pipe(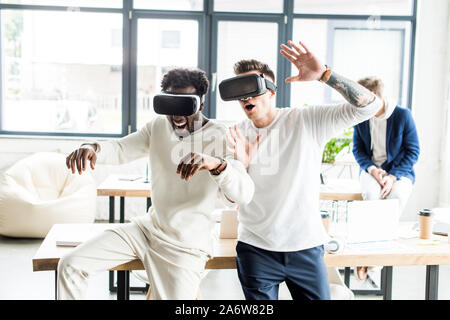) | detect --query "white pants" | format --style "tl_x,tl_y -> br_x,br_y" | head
357,170 -> 413,277
57,222 -> 209,300
359,170 -> 413,215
